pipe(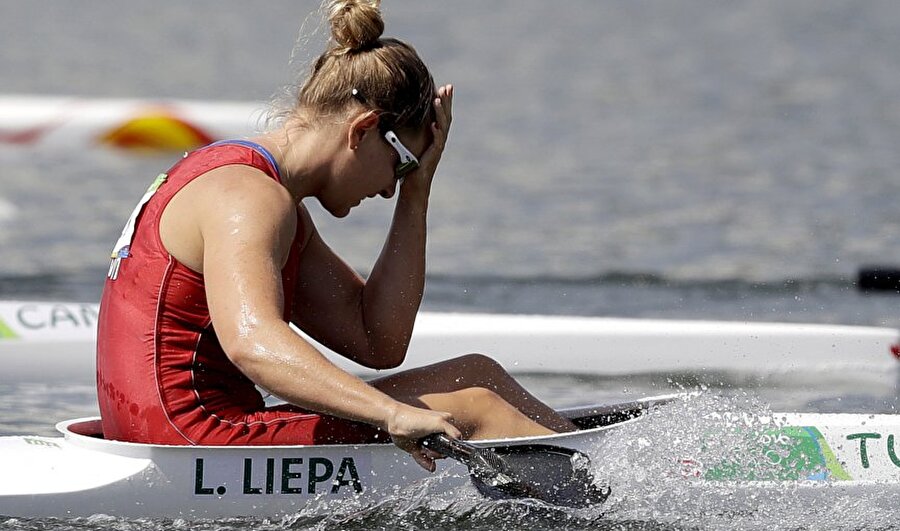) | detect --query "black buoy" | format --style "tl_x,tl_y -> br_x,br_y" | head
858,267 -> 900,293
